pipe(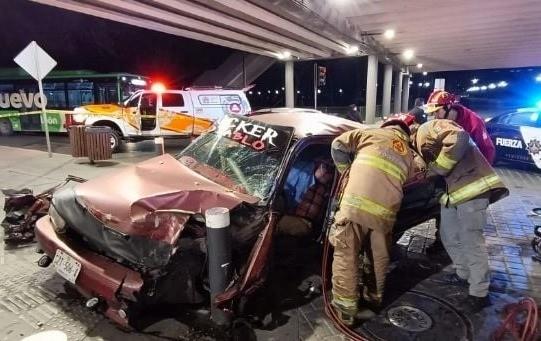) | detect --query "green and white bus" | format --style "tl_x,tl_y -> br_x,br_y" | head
0,69 -> 149,135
